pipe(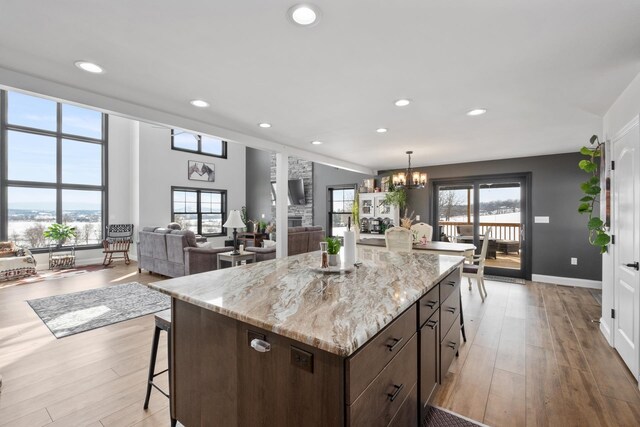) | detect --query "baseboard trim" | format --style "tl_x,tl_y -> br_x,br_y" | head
600,319 -> 613,346
531,274 -> 602,289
